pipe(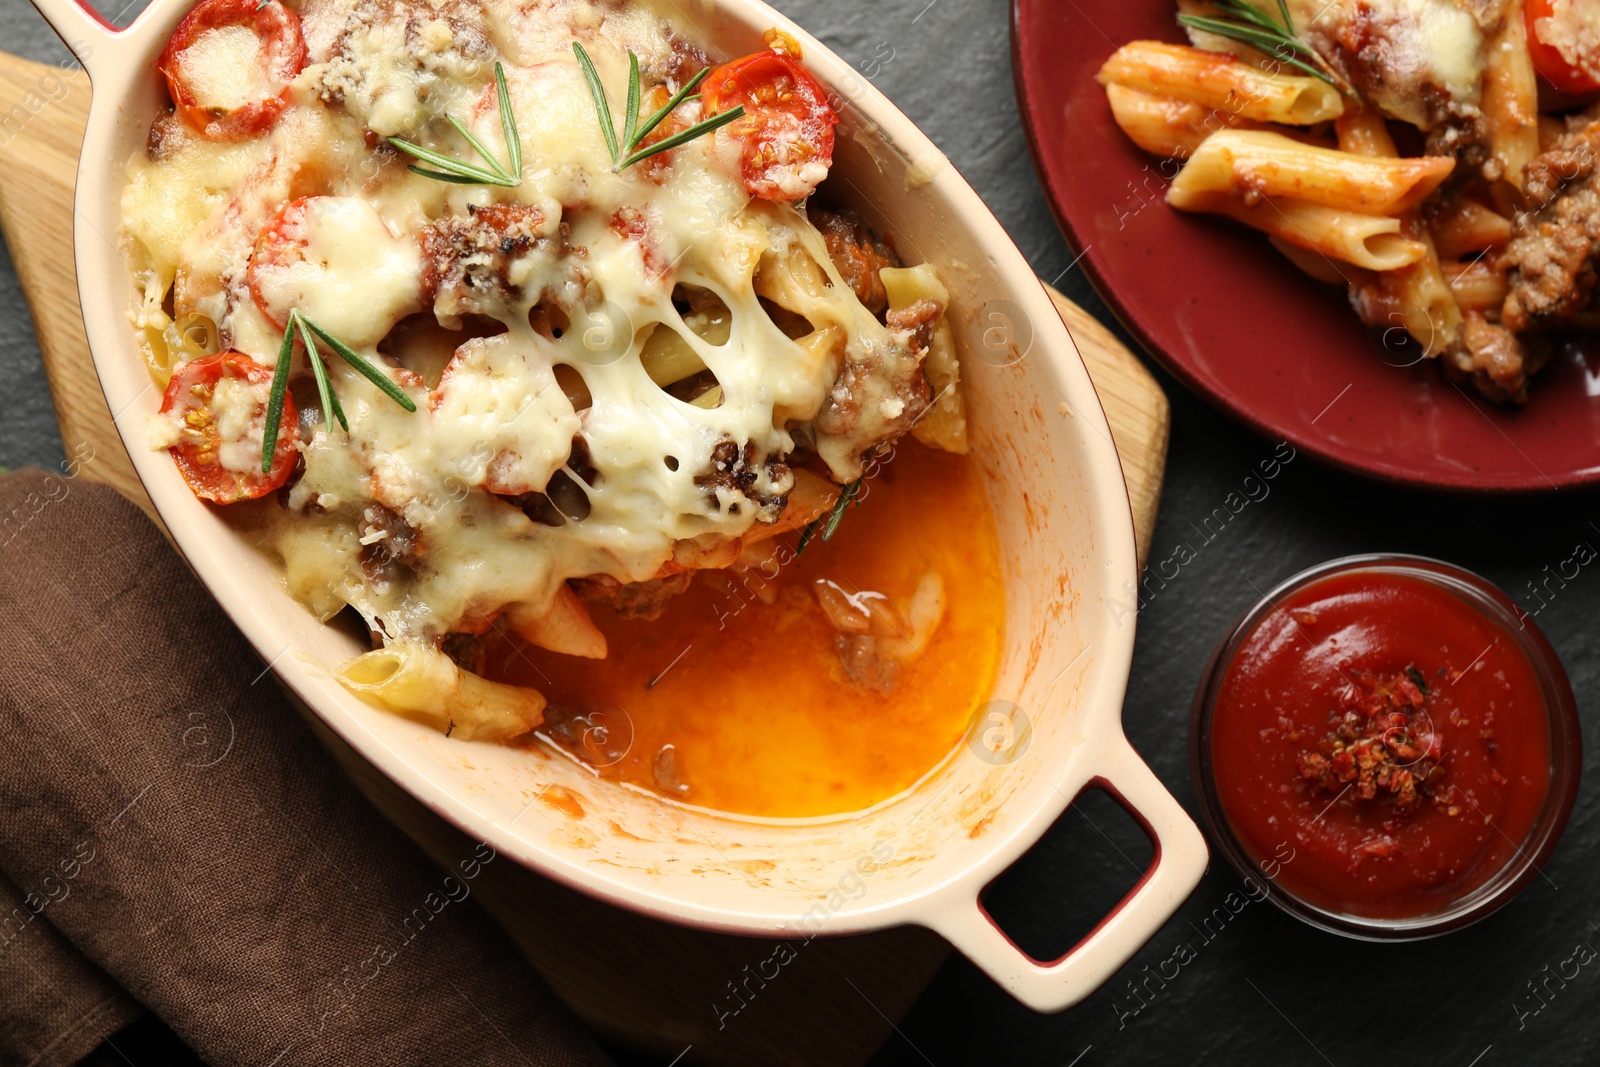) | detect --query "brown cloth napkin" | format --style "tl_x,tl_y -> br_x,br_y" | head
0,467 -> 613,1067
